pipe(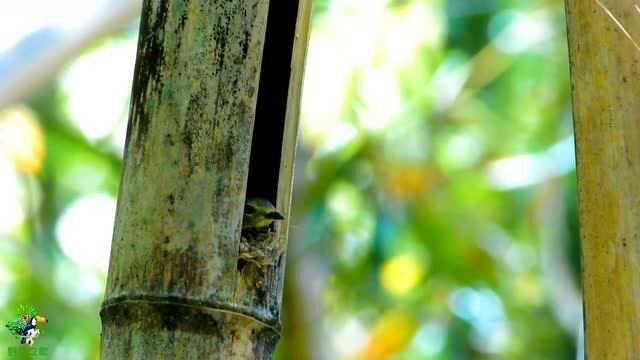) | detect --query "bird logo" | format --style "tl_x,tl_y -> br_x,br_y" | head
4,305 -> 48,346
